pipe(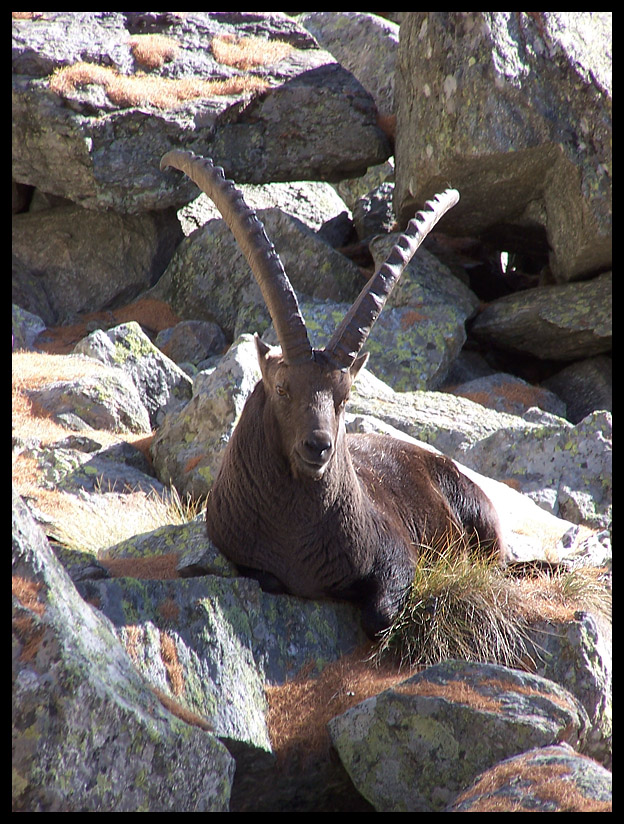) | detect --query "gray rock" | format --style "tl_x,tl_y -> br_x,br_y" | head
253,228 -> 480,392
178,179 -> 350,236
12,12 -> 390,213
440,349 -> 497,386
298,12 -> 400,117
78,573 -> 274,756
529,612 -> 612,767
447,744 -> 611,812
74,322 -> 193,427
328,659 -> 590,812
12,303 -> 46,350
394,12 -> 611,283
469,272 -> 612,361
462,409 -> 612,530
12,204 -> 182,325
542,355 -> 612,424
448,372 -> 567,418
260,294 -> 470,392
352,181 -> 396,240
12,488 -> 235,812
349,378 -> 529,457
148,208 -> 364,341
25,438 -> 165,500
154,319 -> 226,366
372,232 -> 480,319
333,158 -> 396,213
150,334 -> 261,499
27,366 -> 152,435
